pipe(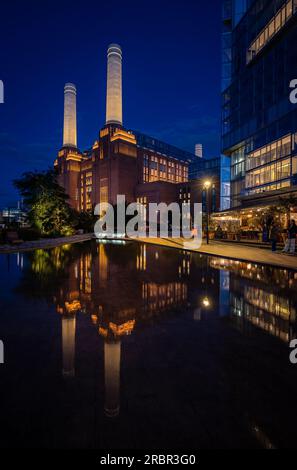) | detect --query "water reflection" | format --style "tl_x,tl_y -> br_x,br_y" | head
210,258 -> 297,343
104,340 -> 121,418
15,243 -> 297,342
2,240 -> 297,447
17,243 -> 297,344
14,242 -> 297,408
62,314 -> 76,378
